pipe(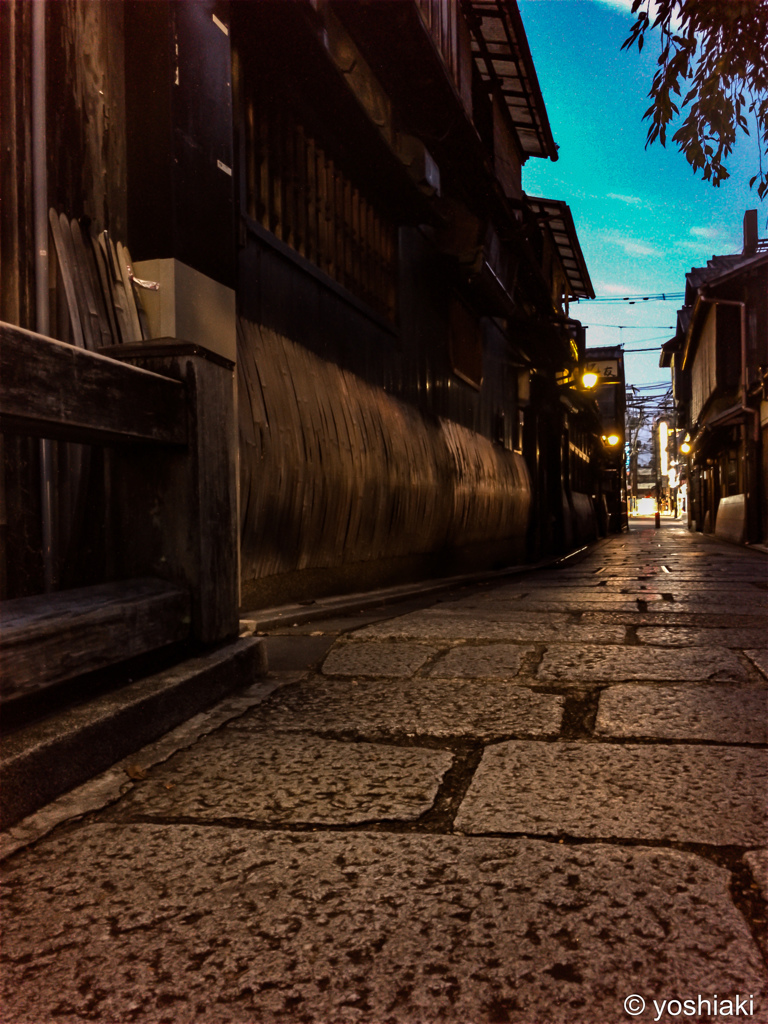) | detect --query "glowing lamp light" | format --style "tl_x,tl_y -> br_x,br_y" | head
602,434 -> 621,447
581,371 -> 598,389
680,440 -> 692,455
